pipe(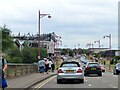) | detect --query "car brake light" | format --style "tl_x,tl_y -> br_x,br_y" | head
98,66 -> 101,69
85,66 -> 89,70
77,69 -> 82,73
58,69 -> 63,73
